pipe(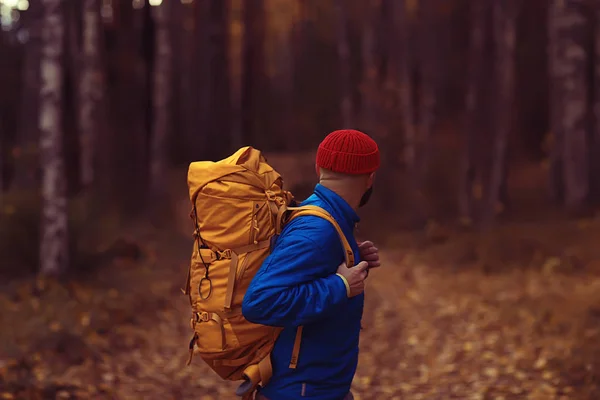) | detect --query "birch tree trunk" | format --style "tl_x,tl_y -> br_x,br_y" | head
334,0 -> 353,127
483,0 -> 517,227
39,0 -> 69,276
459,0 -> 487,223
149,2 -> 172,202
549,0 -> 589,211
78,0 -> 103,188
